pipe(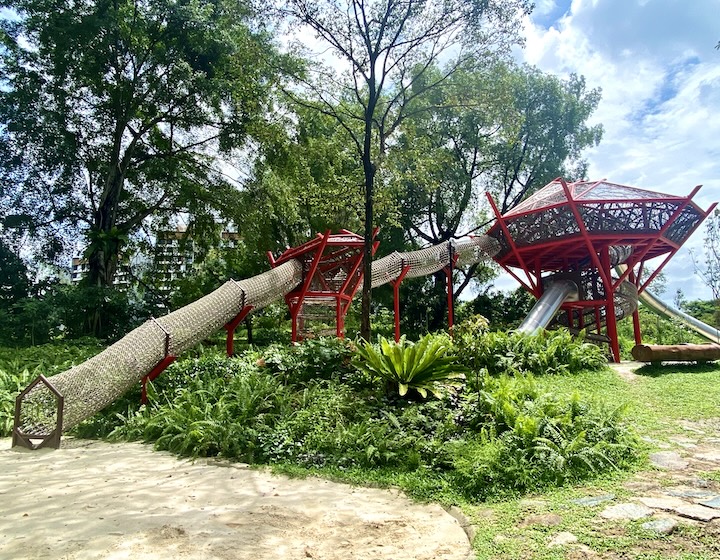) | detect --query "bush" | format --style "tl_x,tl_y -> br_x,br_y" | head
451,374 -> 637,498
44,335 -> 637,503
453,323 -> 607,378
257,337 -> 356,386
